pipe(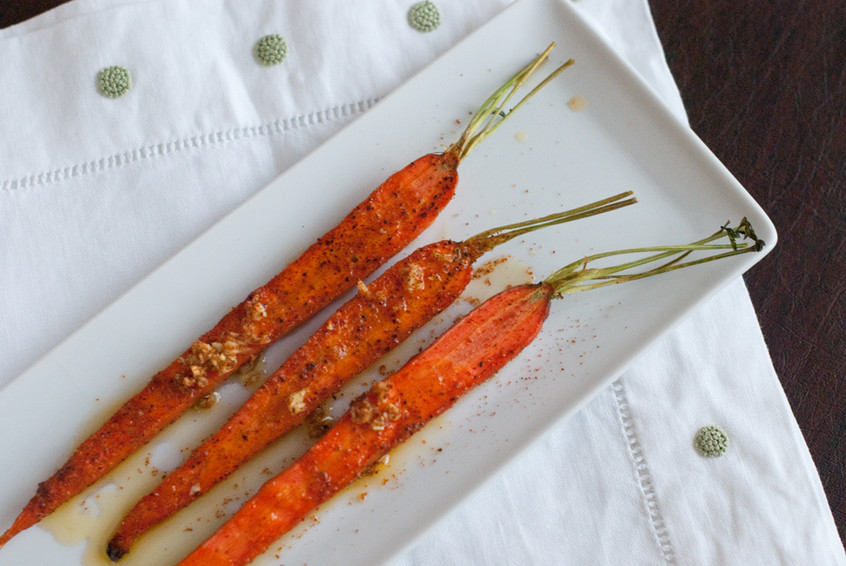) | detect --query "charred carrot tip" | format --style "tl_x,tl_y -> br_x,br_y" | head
106,542 -> 126,562
0,512 -> 30,550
